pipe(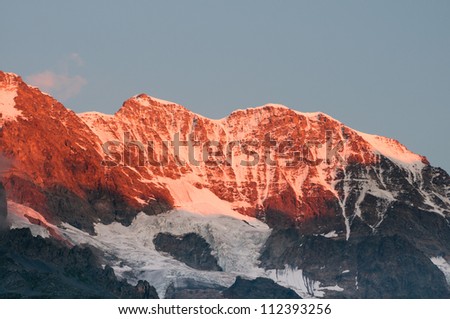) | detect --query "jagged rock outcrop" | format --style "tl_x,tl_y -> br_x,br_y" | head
165,276 -> 301,299
153,232 -> 222,271
223,276 -> 301,299
164,279 -> 225,299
